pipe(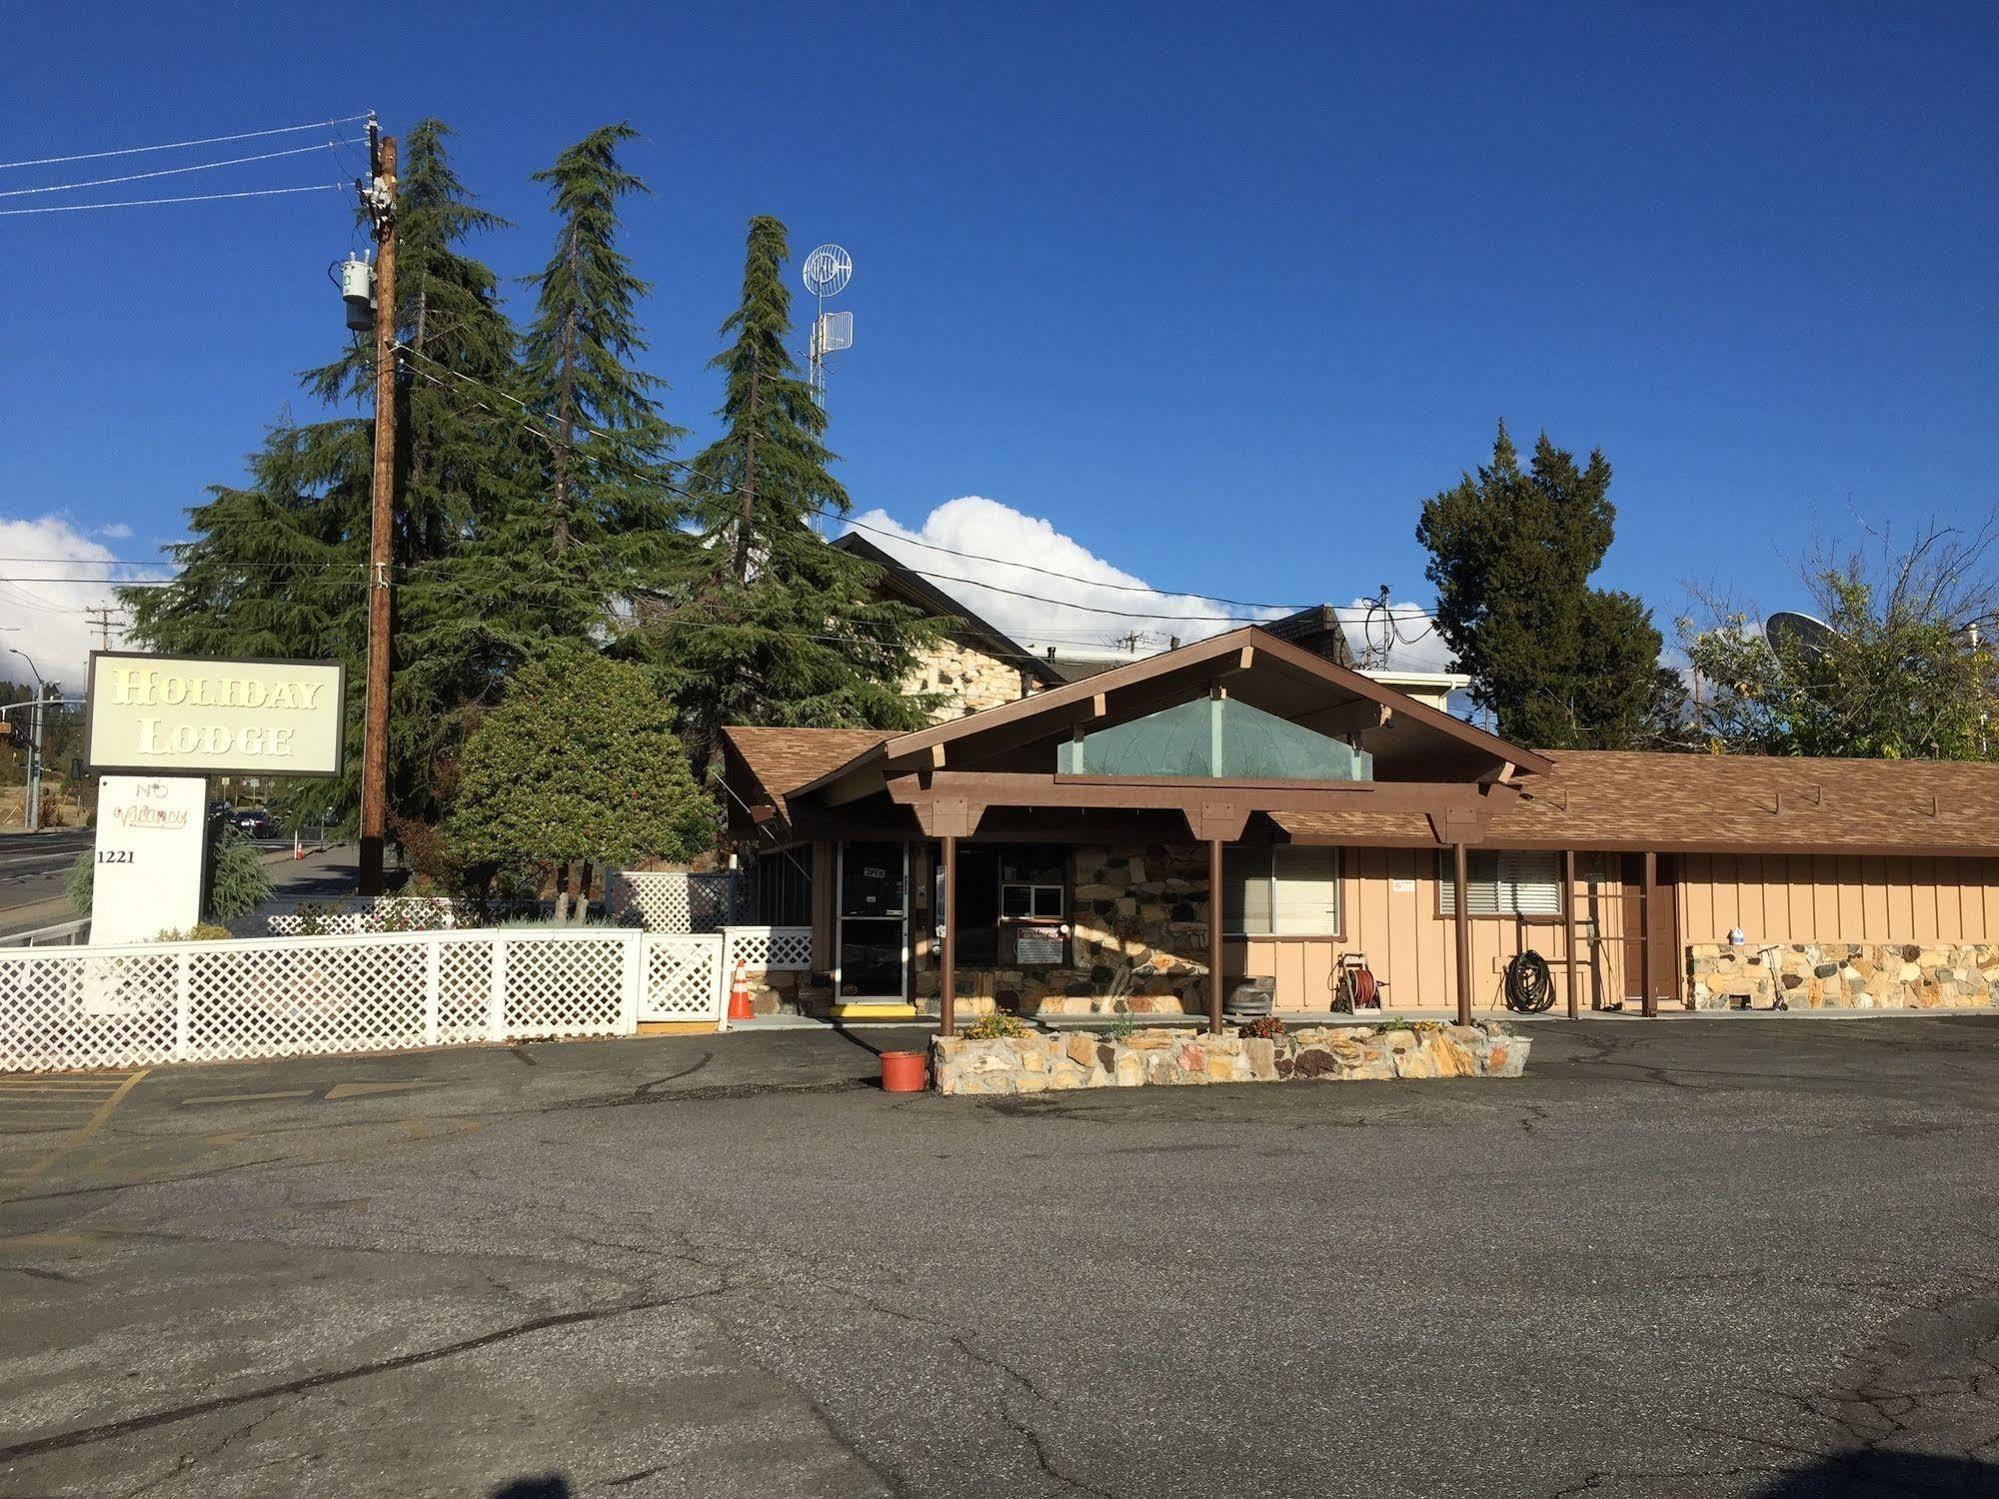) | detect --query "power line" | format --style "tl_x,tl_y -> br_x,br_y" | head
0,183 -> 346,218
0,113 -> 372,171
0,139 -> 365,200
398,348 -> 1390,620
